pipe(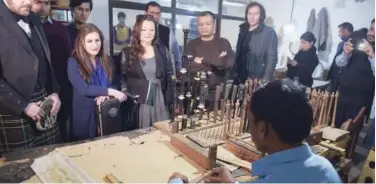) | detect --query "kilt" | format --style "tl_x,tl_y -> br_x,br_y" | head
0,89 -> 61,154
